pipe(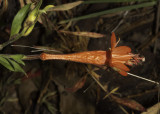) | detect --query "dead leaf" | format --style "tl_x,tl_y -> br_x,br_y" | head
66,76 -> 87,92
47,1 -> 83,11
111,95 -> 146,112
59,30 -> 105,38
